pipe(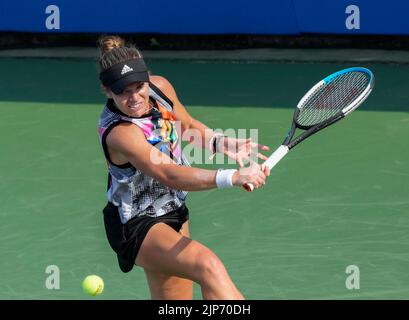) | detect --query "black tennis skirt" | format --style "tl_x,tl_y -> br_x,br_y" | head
103,202 -> 189,273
